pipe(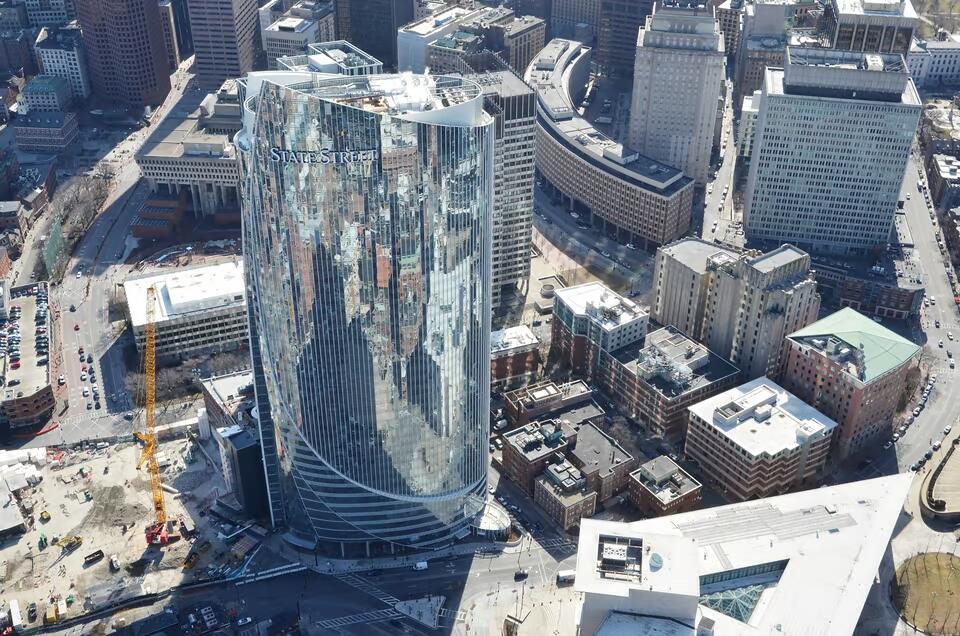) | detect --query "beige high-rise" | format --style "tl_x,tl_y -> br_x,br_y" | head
628,1 -> 725,184
188,0 -> 259,88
